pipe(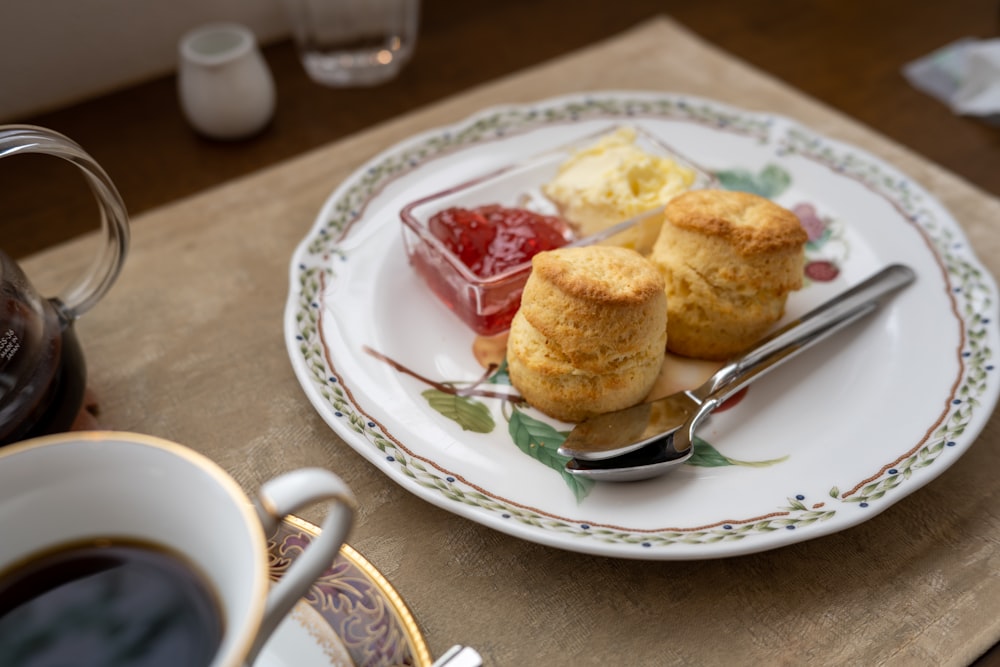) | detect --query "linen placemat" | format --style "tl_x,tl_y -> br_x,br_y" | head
22,16 -> 1000,666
